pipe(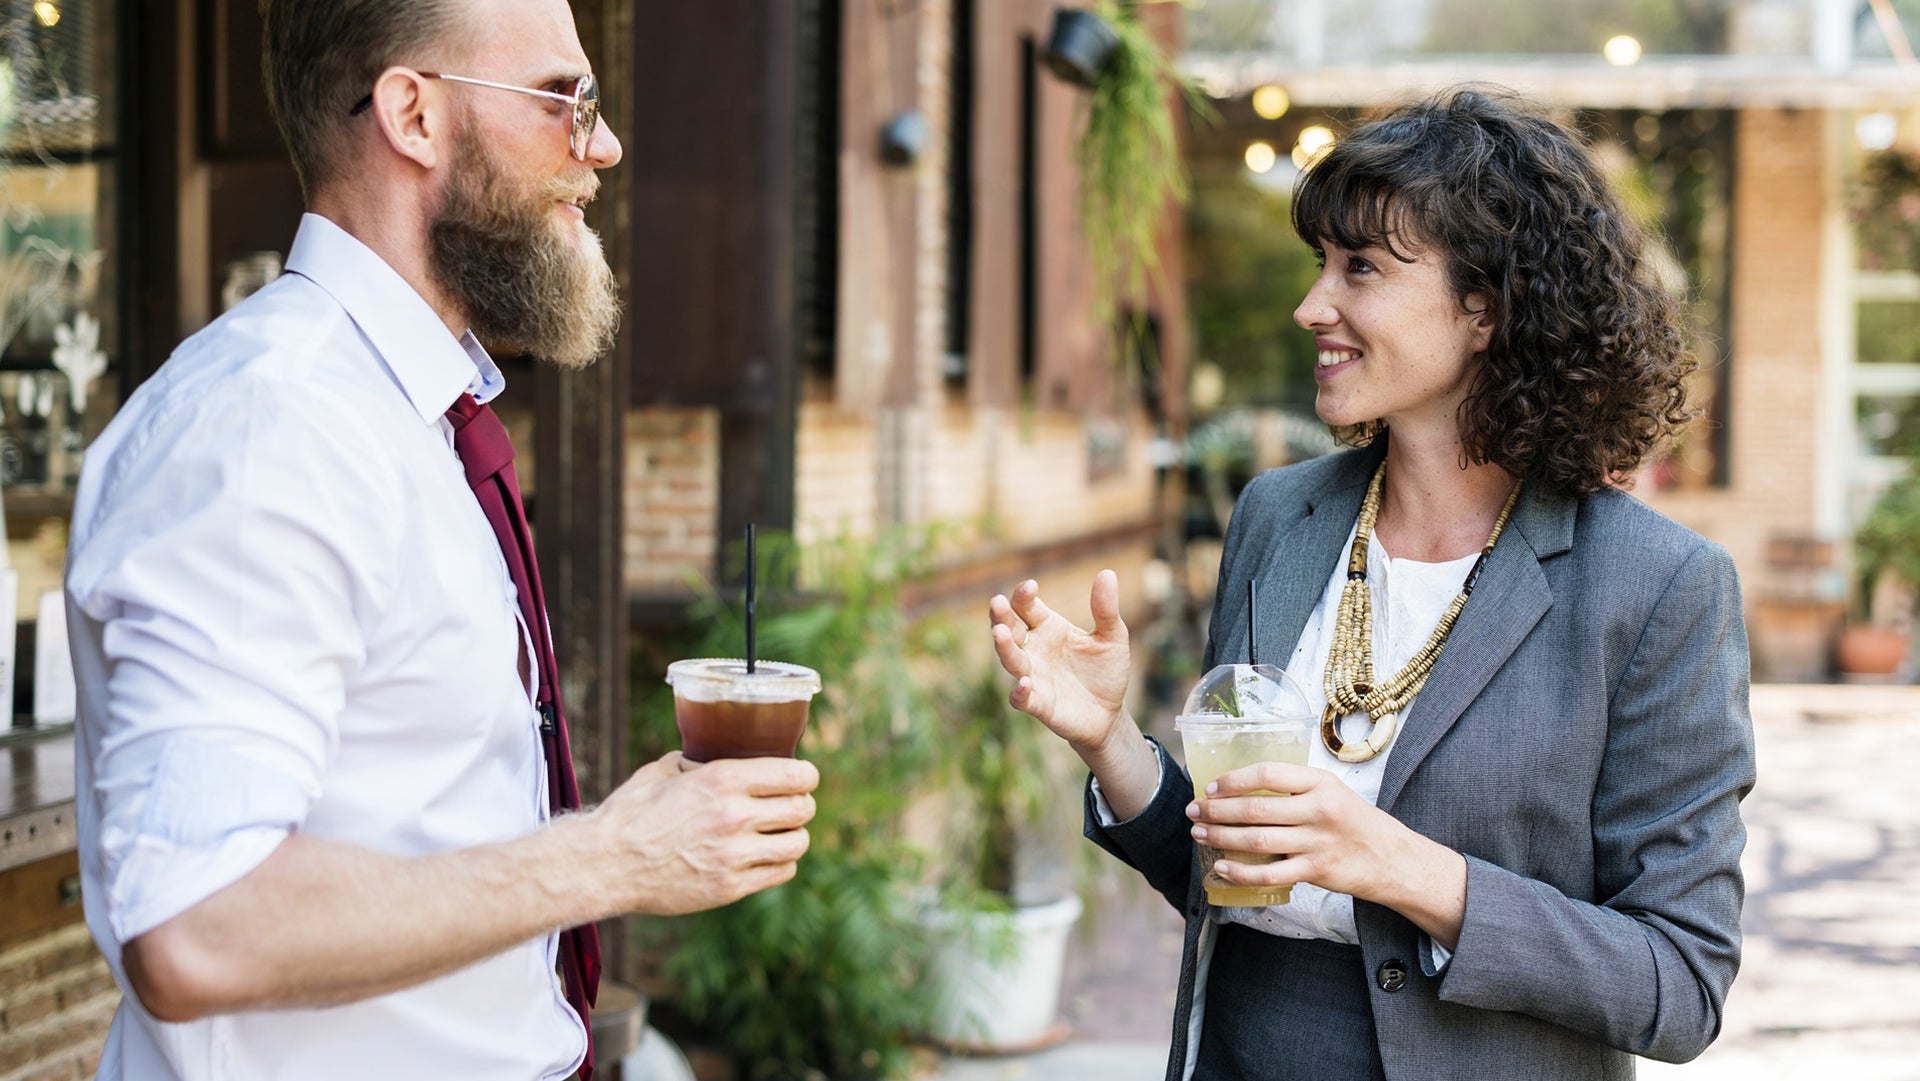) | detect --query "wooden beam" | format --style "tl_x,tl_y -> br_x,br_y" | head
536,0 -> 631,810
